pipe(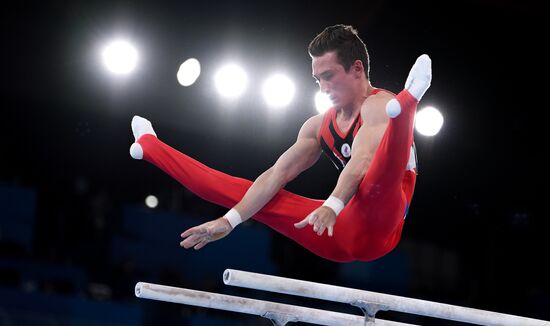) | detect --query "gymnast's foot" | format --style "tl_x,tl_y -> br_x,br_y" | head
130,115 -> 157,160
405,54 -> 432,101
386,54 -> 432,118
